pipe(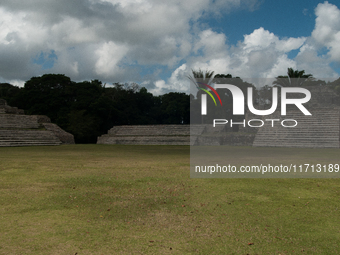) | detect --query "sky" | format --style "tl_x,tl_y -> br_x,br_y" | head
0,0 -> 340,95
